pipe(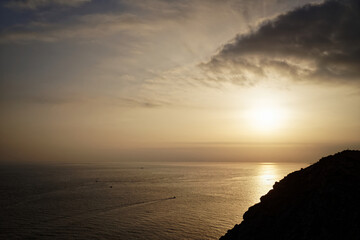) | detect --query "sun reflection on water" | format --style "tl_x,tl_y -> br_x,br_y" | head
256,163 -> 279,200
